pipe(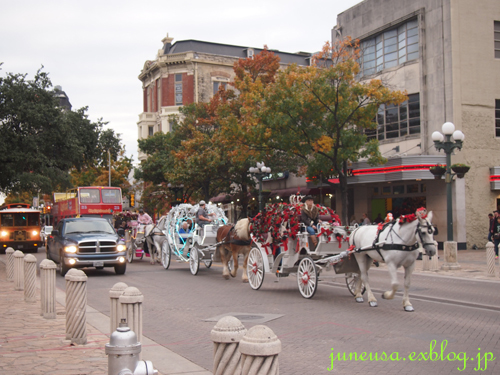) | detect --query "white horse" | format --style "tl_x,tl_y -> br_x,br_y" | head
144,216 -> 168,265
349,209 -> 436,312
